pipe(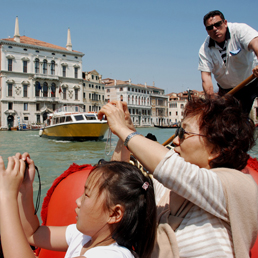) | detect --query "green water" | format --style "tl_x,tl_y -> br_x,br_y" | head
0,128 -> 257,220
